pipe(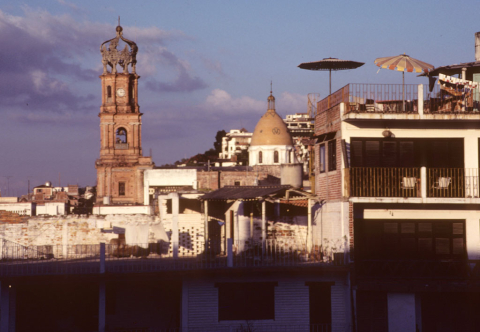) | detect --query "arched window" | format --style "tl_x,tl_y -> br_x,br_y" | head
274,151 -> 279,163
107,86 -> 112,101
258,151 -> 263,164
116,128 -> 127,144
